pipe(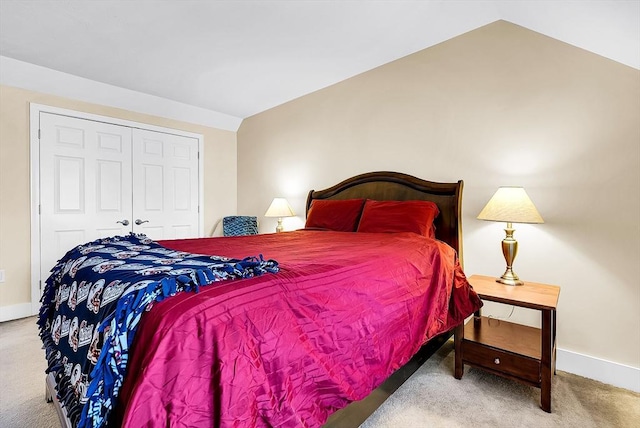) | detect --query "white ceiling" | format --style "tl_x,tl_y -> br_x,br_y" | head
1,1 -> 638,120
